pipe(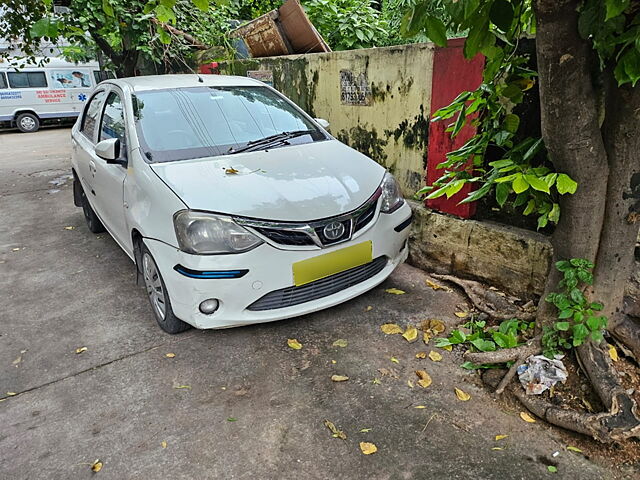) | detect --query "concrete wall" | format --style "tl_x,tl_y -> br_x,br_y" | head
220,44 -> 435,195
